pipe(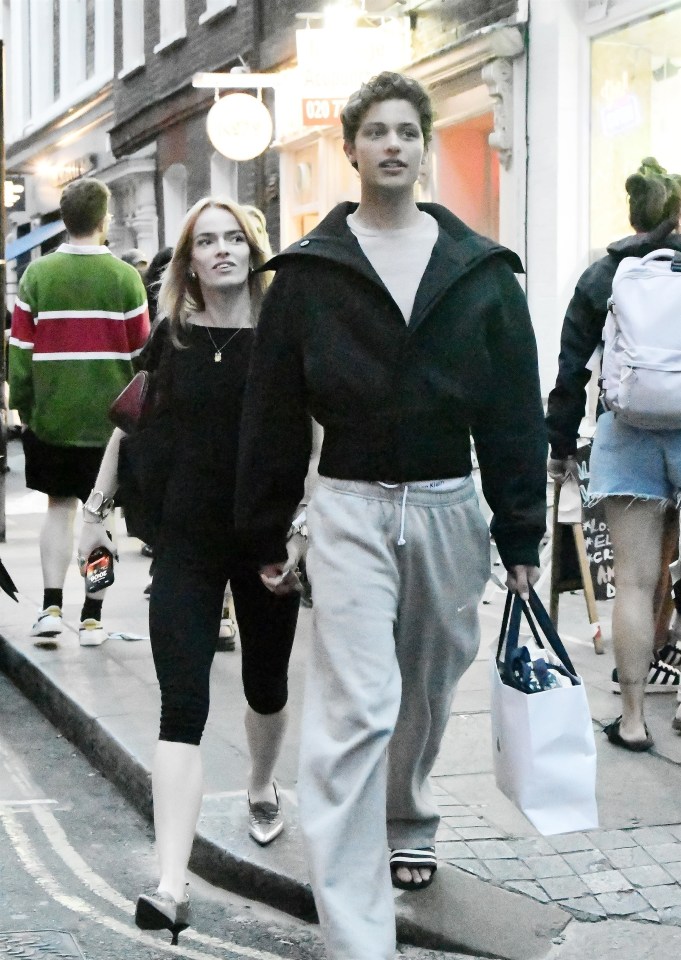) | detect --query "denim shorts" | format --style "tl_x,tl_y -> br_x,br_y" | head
589,411 -> 681,506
